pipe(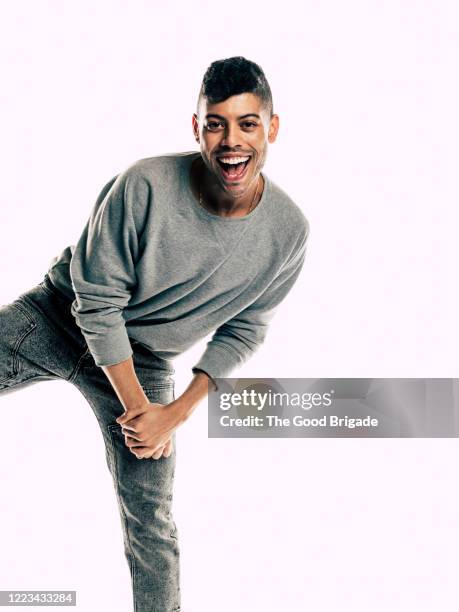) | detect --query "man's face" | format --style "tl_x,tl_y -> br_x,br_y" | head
192,92 -> 279,199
